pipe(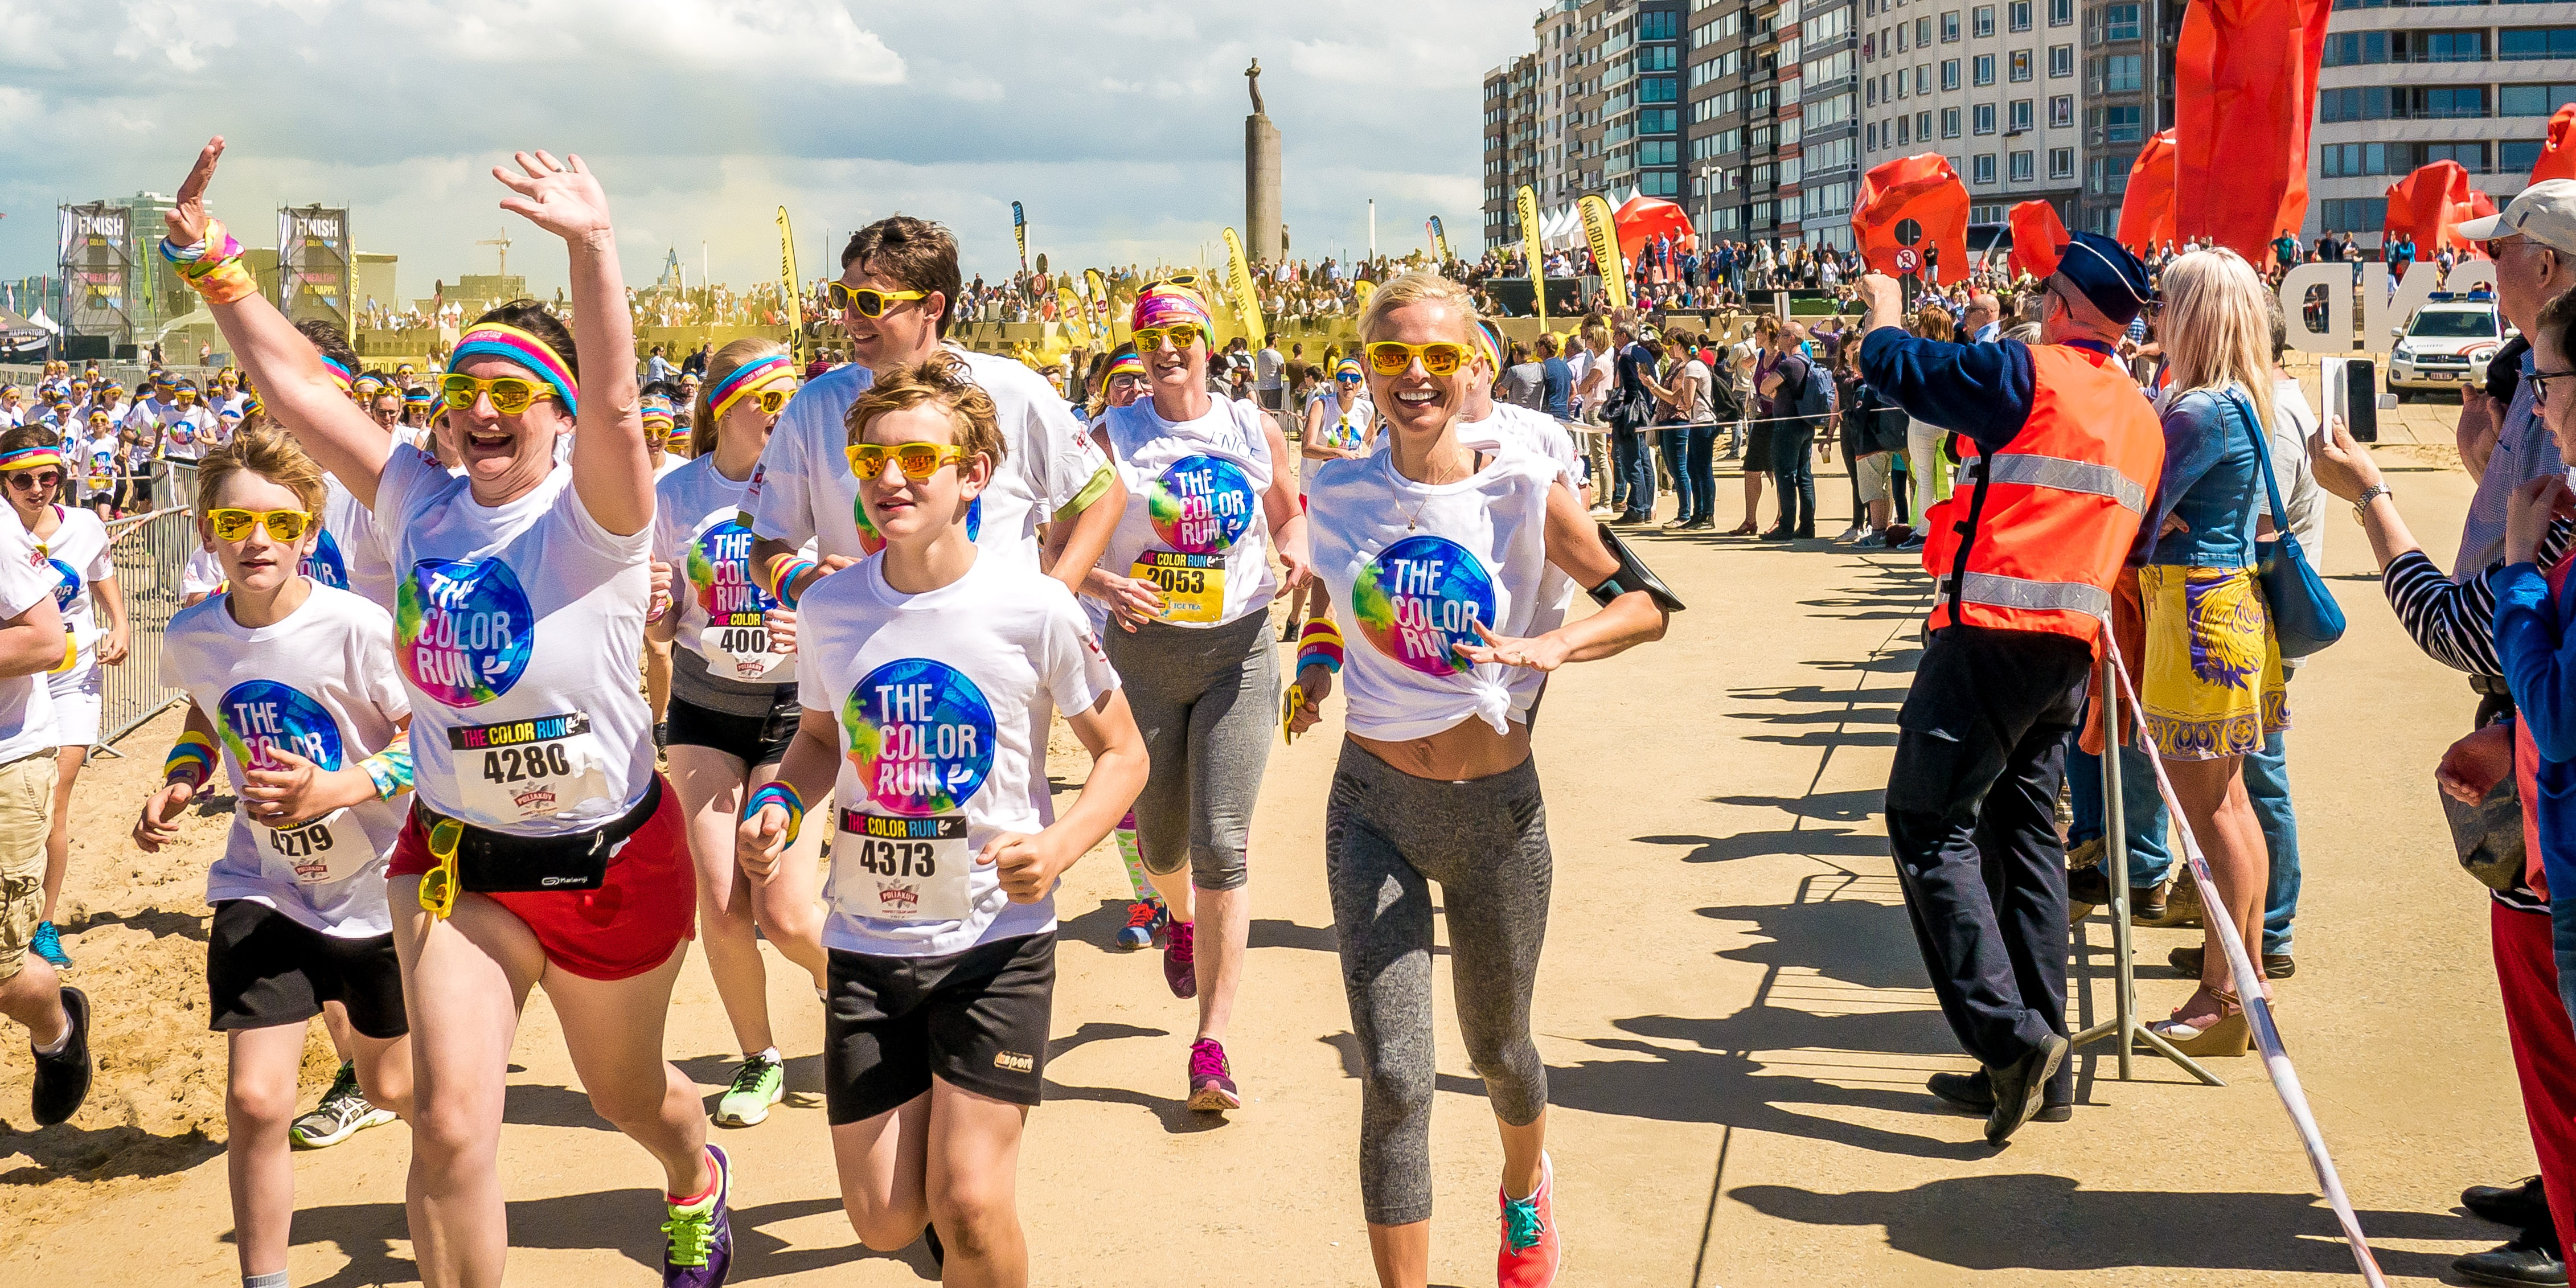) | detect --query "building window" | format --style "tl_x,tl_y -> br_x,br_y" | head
2050,0 -> 2073,26
2325,30 -> 2490,65
2049,43 -> 2073,76
1918,16 -> 1933,44
2050,93 -> 2073,126
2050,145 -> 2075,178
1943,10 -> 1962,40
1943,106 -> 1962,137
2502,83 -> 2576,117
1919,109 -> 1934,138
2099,54 -> 2142,92
2105,2 -> 2139,40
1975,54 -> 1996,84
2011,50 -> 2032,81
1974,103 -> 1997,133
2507,138 -> 2547,171
1974,153 -> 1997,183
2010,150 -> 2034,181
2097,104 -> 2143,141
1900,114 -> 1914,142
1639,11 -> 1680,40
2320,198 -> 2389,233
1943,58 -> 1962,89
2503,27 -> 2576,60
2011,0 -> 2032,30
1974,5 -> 1996,36
1918,64 -> 1932,93
2009,98 -> 2033,130
1643,170 -> 1680,196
